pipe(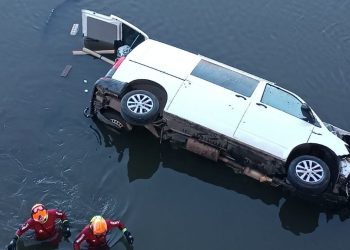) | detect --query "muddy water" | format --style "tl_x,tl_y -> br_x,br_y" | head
1,1 -> 350,250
